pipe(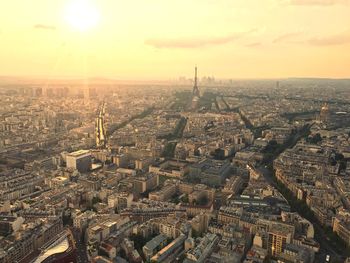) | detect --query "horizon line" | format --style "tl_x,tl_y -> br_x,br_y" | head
1,75 -> 350,82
